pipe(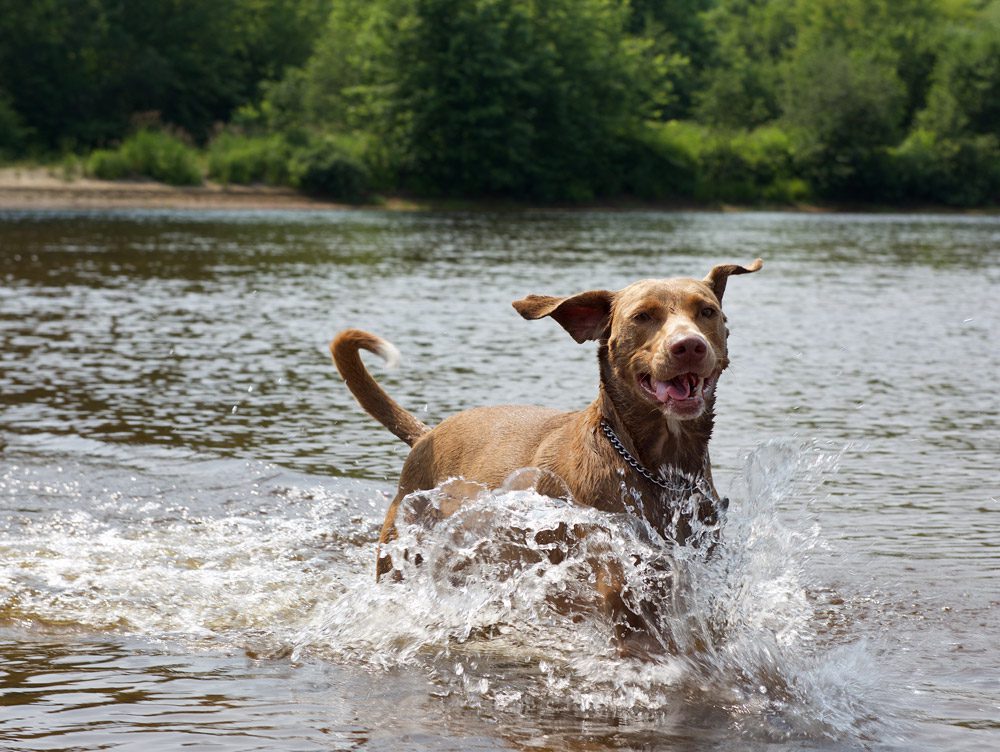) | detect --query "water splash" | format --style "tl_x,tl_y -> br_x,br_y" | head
0,439 -> 880,743
289,439 -> 877,741
0,458 -> 379,649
